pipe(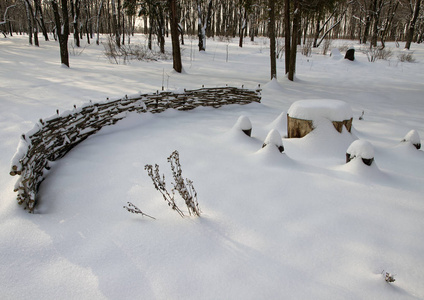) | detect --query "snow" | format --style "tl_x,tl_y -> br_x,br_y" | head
1,34 -> 424,299
263,129 -> 283,148
234,115 -> 252,130
330,48 -> 343,60
287,99 -> 353,121
347,140 -> 375,159
402,129 -> 421,146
